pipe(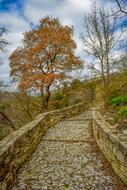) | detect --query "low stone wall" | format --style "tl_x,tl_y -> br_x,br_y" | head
0,102 -> 88,190
93,108 -> 127,185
